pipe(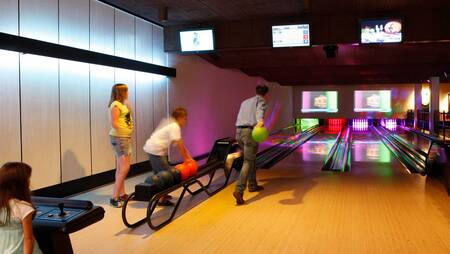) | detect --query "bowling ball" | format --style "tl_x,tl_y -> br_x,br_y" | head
157,170 -> 174,189
185,160 -> 198,177
145,174 -> 163,191
169,167 -> 182,184
252,127 -> 268,142
176,163 -> 190,181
